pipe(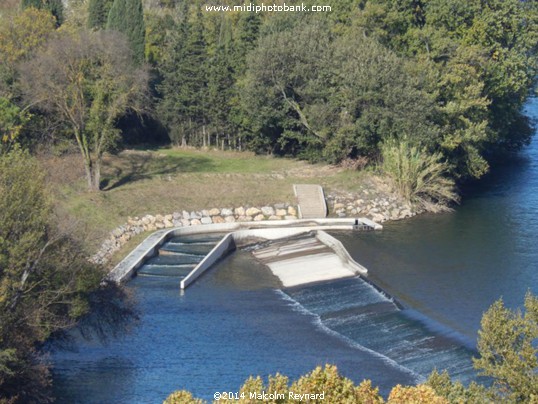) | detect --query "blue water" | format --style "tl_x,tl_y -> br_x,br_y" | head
52,98 -> 538,403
